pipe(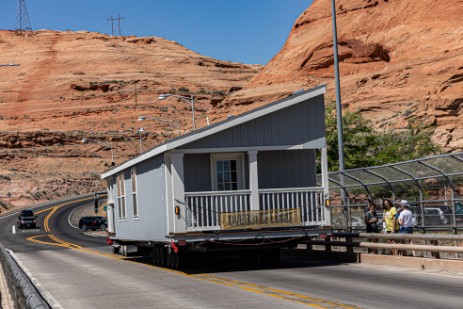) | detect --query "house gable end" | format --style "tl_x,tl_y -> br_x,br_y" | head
179,95 -> 326,150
